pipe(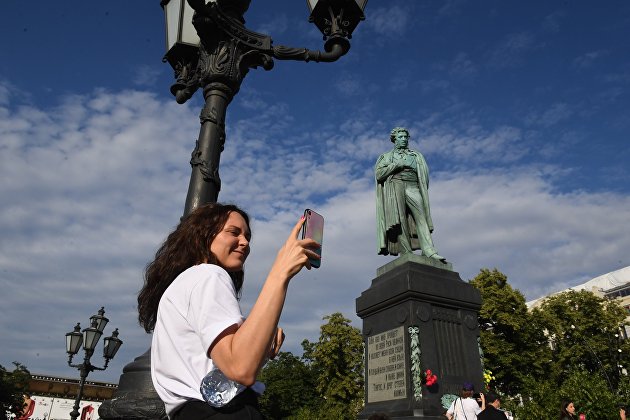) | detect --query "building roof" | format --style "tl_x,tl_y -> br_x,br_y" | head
526,265 -> 630,309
